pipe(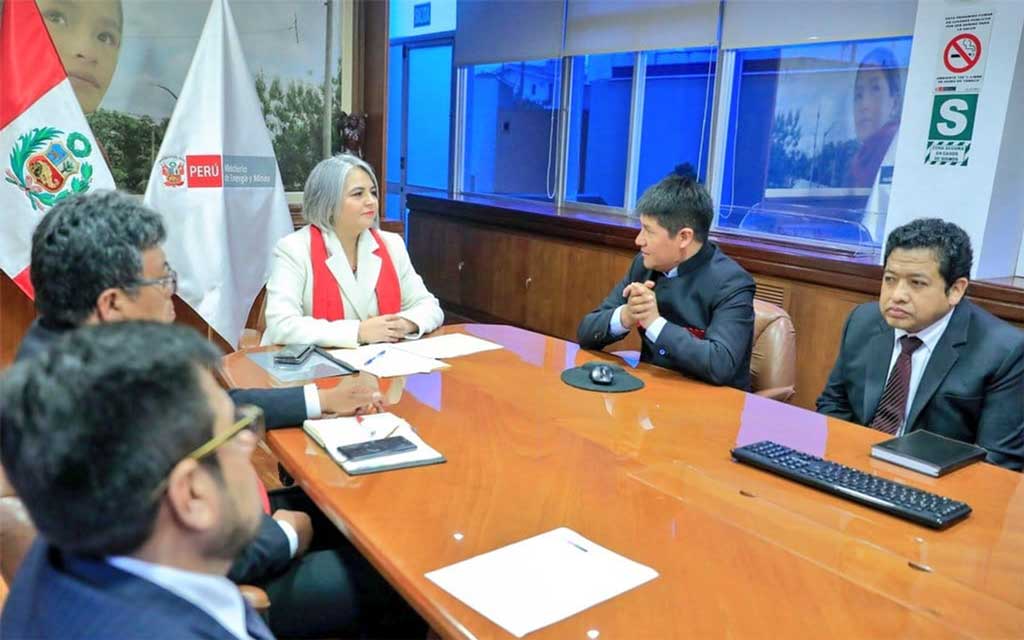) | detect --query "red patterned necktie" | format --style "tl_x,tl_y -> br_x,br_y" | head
870,335 -> 924,434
